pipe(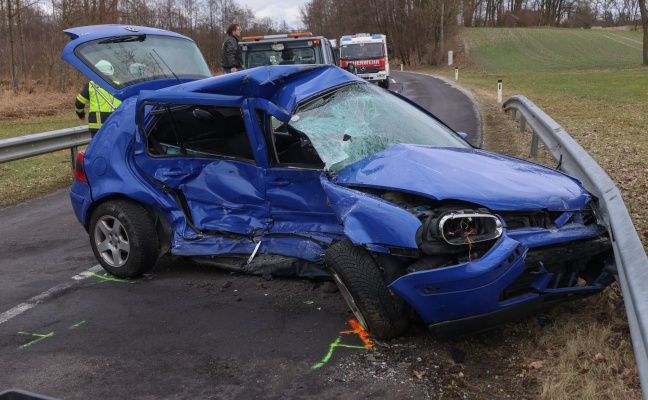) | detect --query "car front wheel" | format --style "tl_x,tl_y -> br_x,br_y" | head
325,239 -> 409,339
89,200 -> 159,278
